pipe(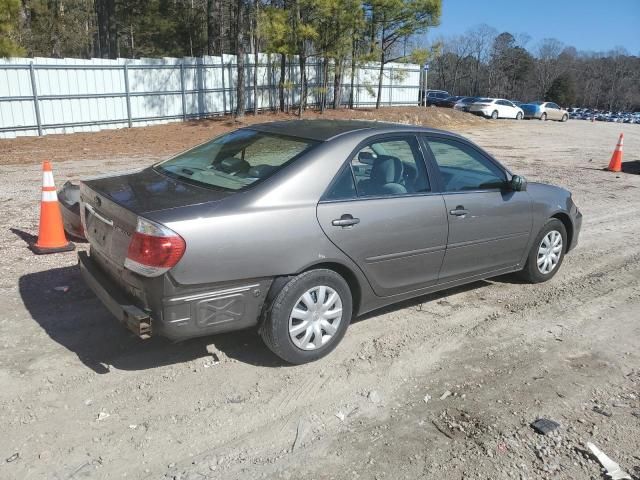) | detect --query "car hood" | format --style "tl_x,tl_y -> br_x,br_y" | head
82,166 -> 233,215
